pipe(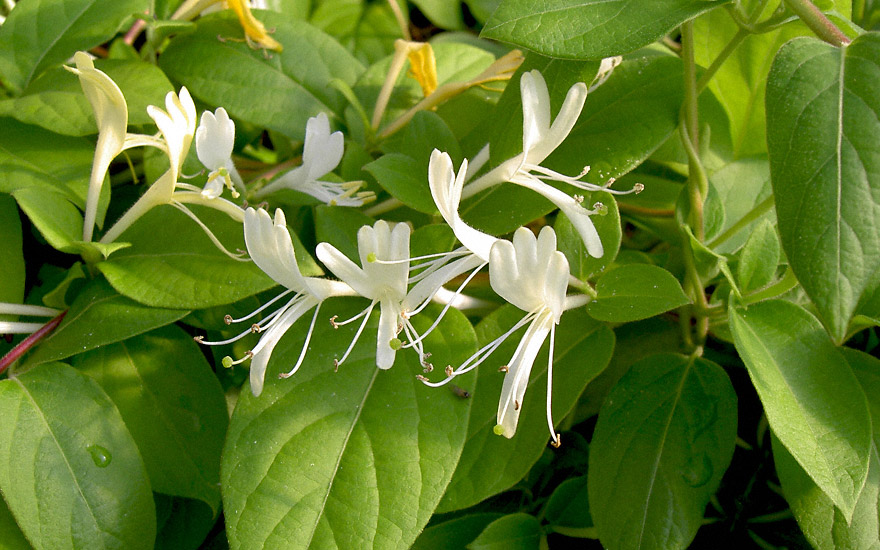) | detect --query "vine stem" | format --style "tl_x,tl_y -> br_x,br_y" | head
0,311 -> 67,376
784,0 -> 851,46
